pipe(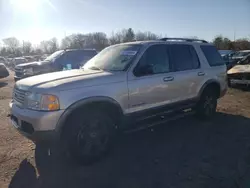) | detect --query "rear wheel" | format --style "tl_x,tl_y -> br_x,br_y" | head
66,110 -> 114,164
196,88 -> 217,119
